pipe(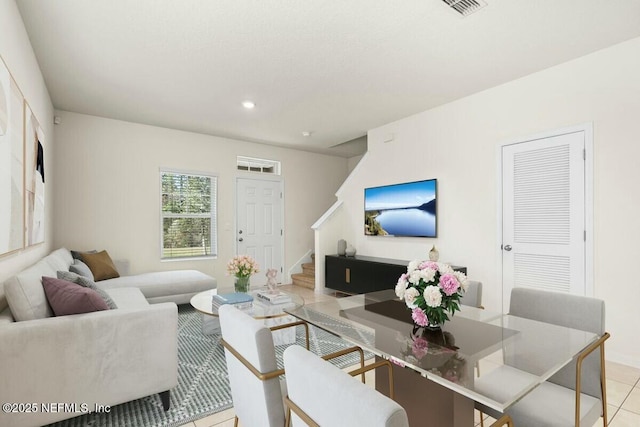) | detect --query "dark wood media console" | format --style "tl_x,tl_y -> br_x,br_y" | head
325,254 -> 467,294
